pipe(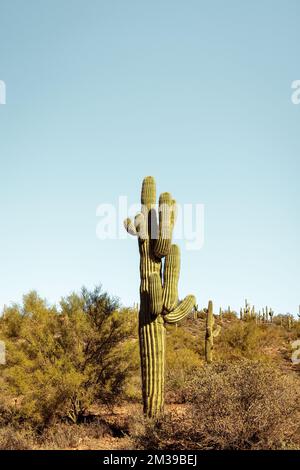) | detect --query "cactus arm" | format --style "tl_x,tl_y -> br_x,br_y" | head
135,213 -> 148,240
149,273 -> 163,317
163,243 -> 195,323
140,176 -> 158,241
141,176 -> 156,208
213,324 -> 221,338
162,244 -> 180,312
170,199 -> 177,229
153,192 -> 173,258
164,295 -> 196,324
124,218 -> 138,236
